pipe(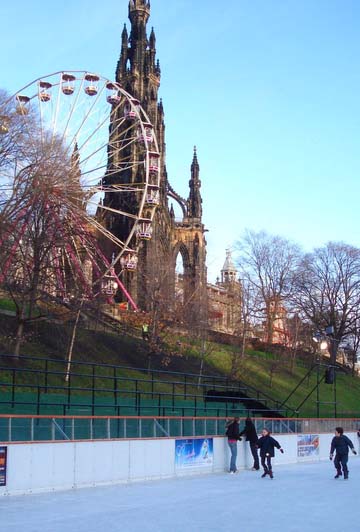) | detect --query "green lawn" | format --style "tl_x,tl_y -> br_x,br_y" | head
1,313 -> 360,418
